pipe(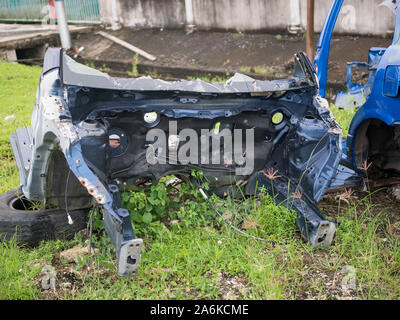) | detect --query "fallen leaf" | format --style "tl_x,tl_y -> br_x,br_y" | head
60,244 -> 99,263
242,219 -> 258,230
222,211 -> 232,220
